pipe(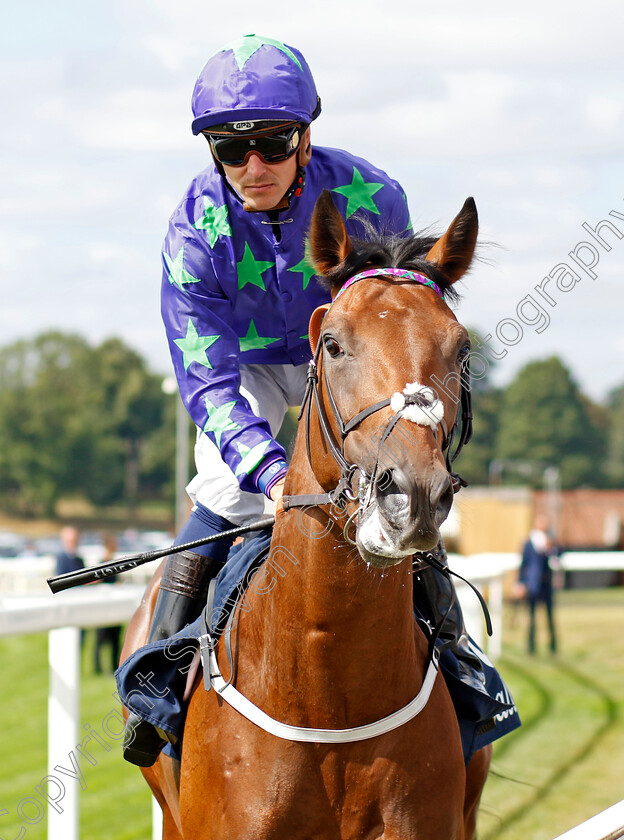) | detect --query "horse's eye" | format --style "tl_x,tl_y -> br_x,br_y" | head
458,343 -> 471,364
323,336 -> 344,358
